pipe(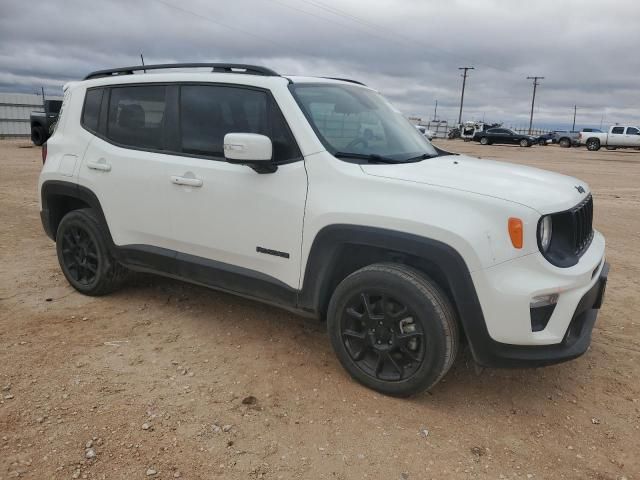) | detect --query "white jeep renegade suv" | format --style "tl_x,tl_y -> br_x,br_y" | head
39,63 -> 608,396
